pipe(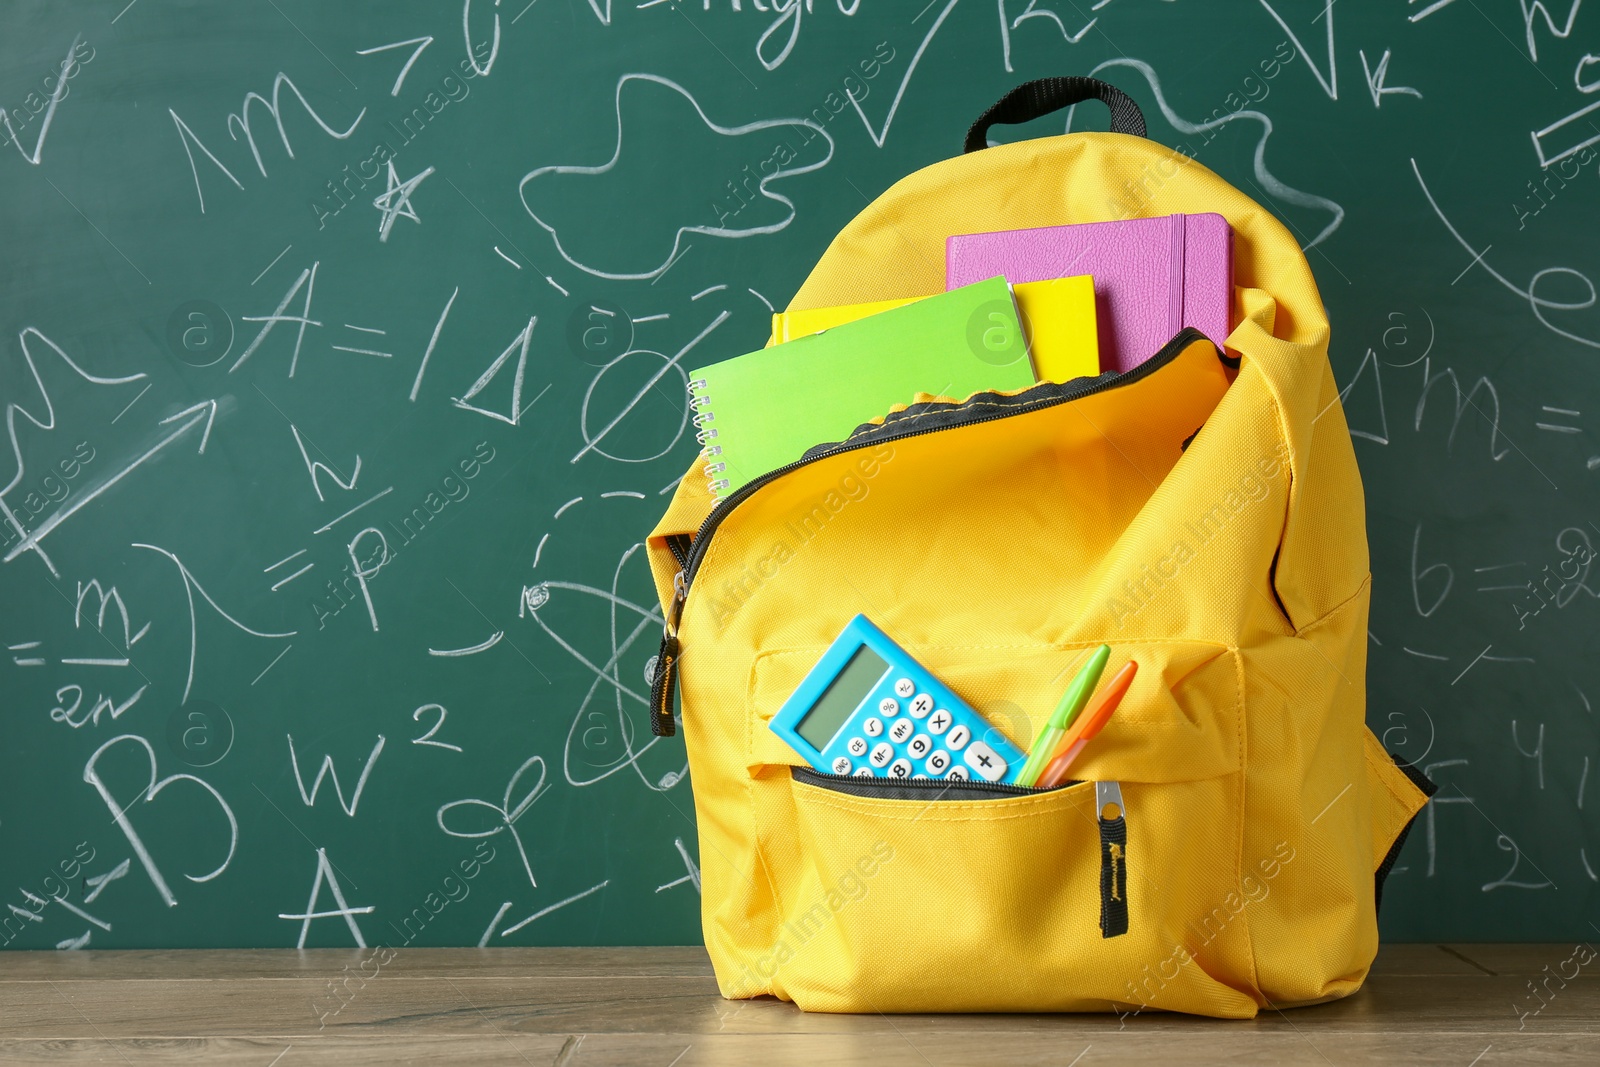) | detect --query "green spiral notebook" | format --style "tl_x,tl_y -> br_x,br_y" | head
688,276 -> 1033,499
